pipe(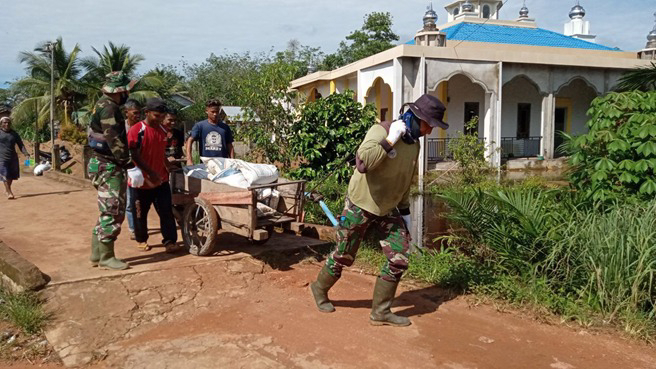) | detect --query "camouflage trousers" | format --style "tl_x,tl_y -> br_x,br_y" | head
326,198 -> 411,283
88,157 -> 127,243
